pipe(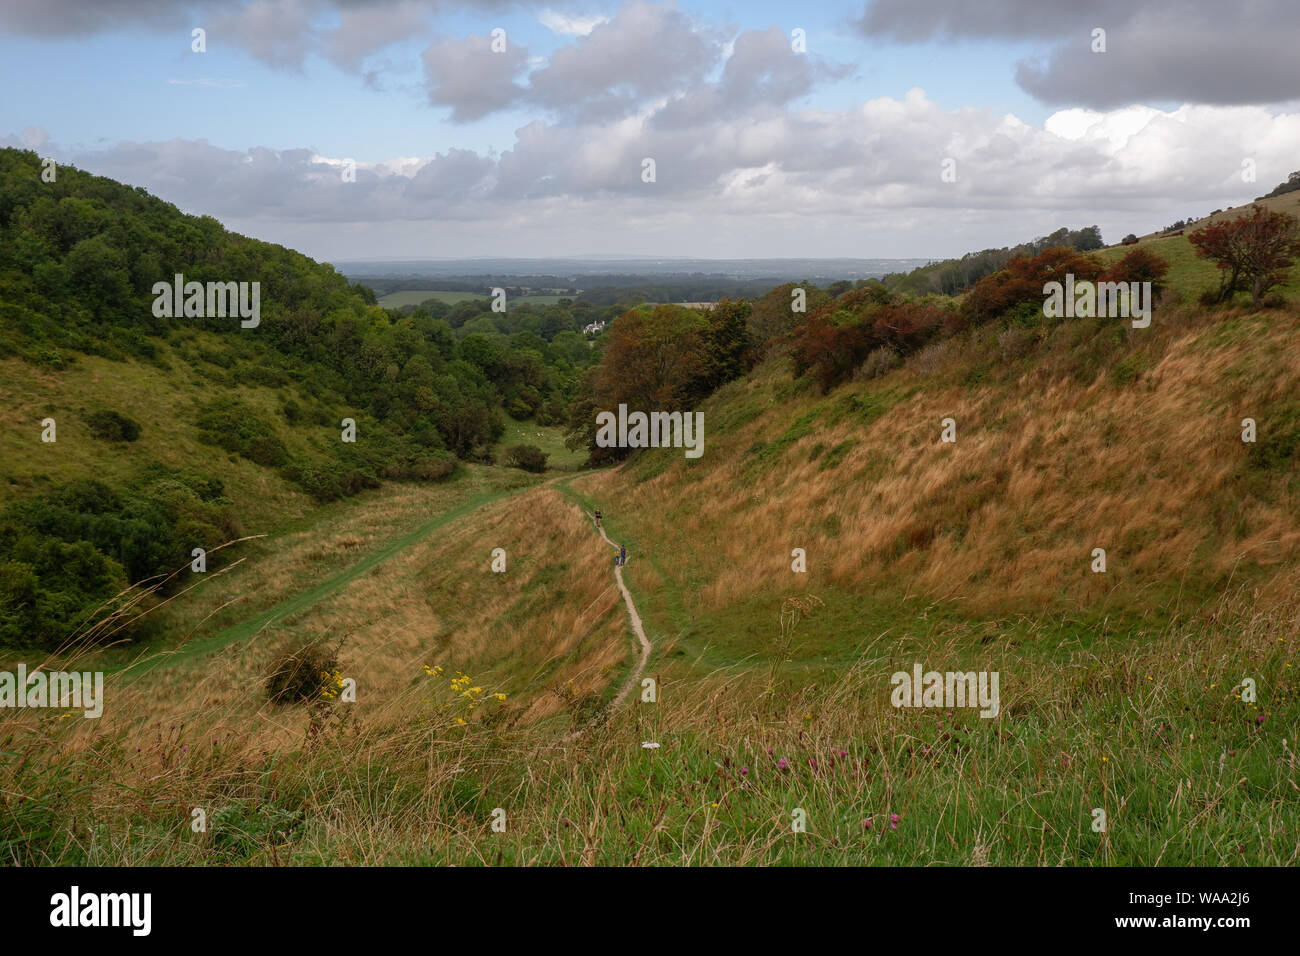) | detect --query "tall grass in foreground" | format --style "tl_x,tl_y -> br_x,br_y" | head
3,586 -> 1294,866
